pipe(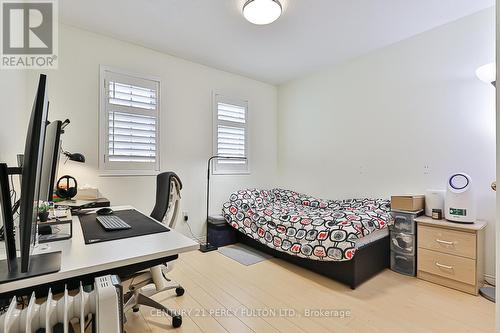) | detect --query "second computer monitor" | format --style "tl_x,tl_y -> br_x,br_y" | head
39,120 -> 62,202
